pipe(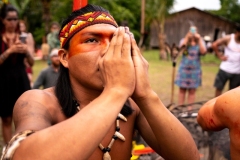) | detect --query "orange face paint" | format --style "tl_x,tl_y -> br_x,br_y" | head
67,24 -> 117,58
